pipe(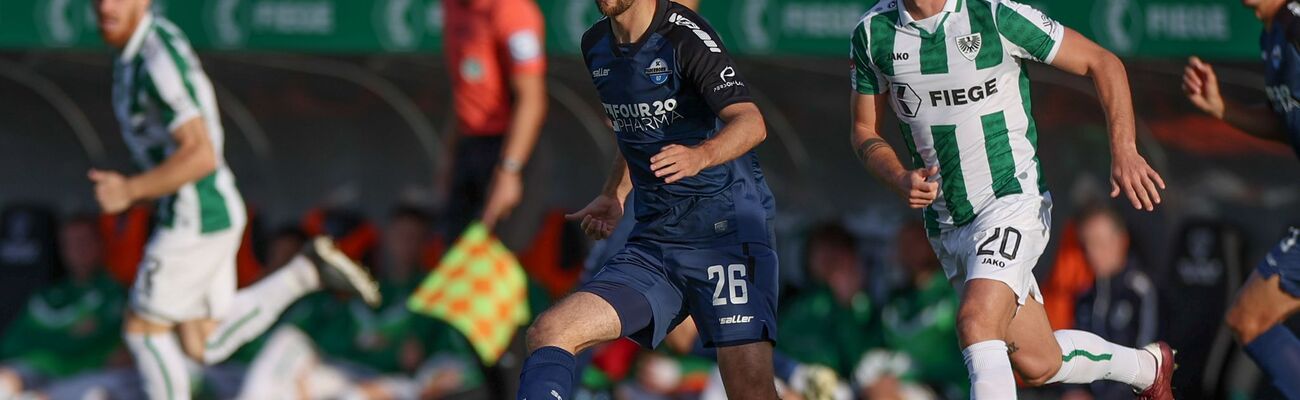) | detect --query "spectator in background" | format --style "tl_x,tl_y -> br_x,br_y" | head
861,221 -> 966,400
442,0 -> 548,235
779,223 -> 882,379
1069,204 -> 1159,400
239,207 -> 482,399
0,215 -> 133,399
